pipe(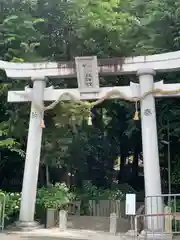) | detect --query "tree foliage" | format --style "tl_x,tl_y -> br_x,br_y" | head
0,0 -> 180,192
